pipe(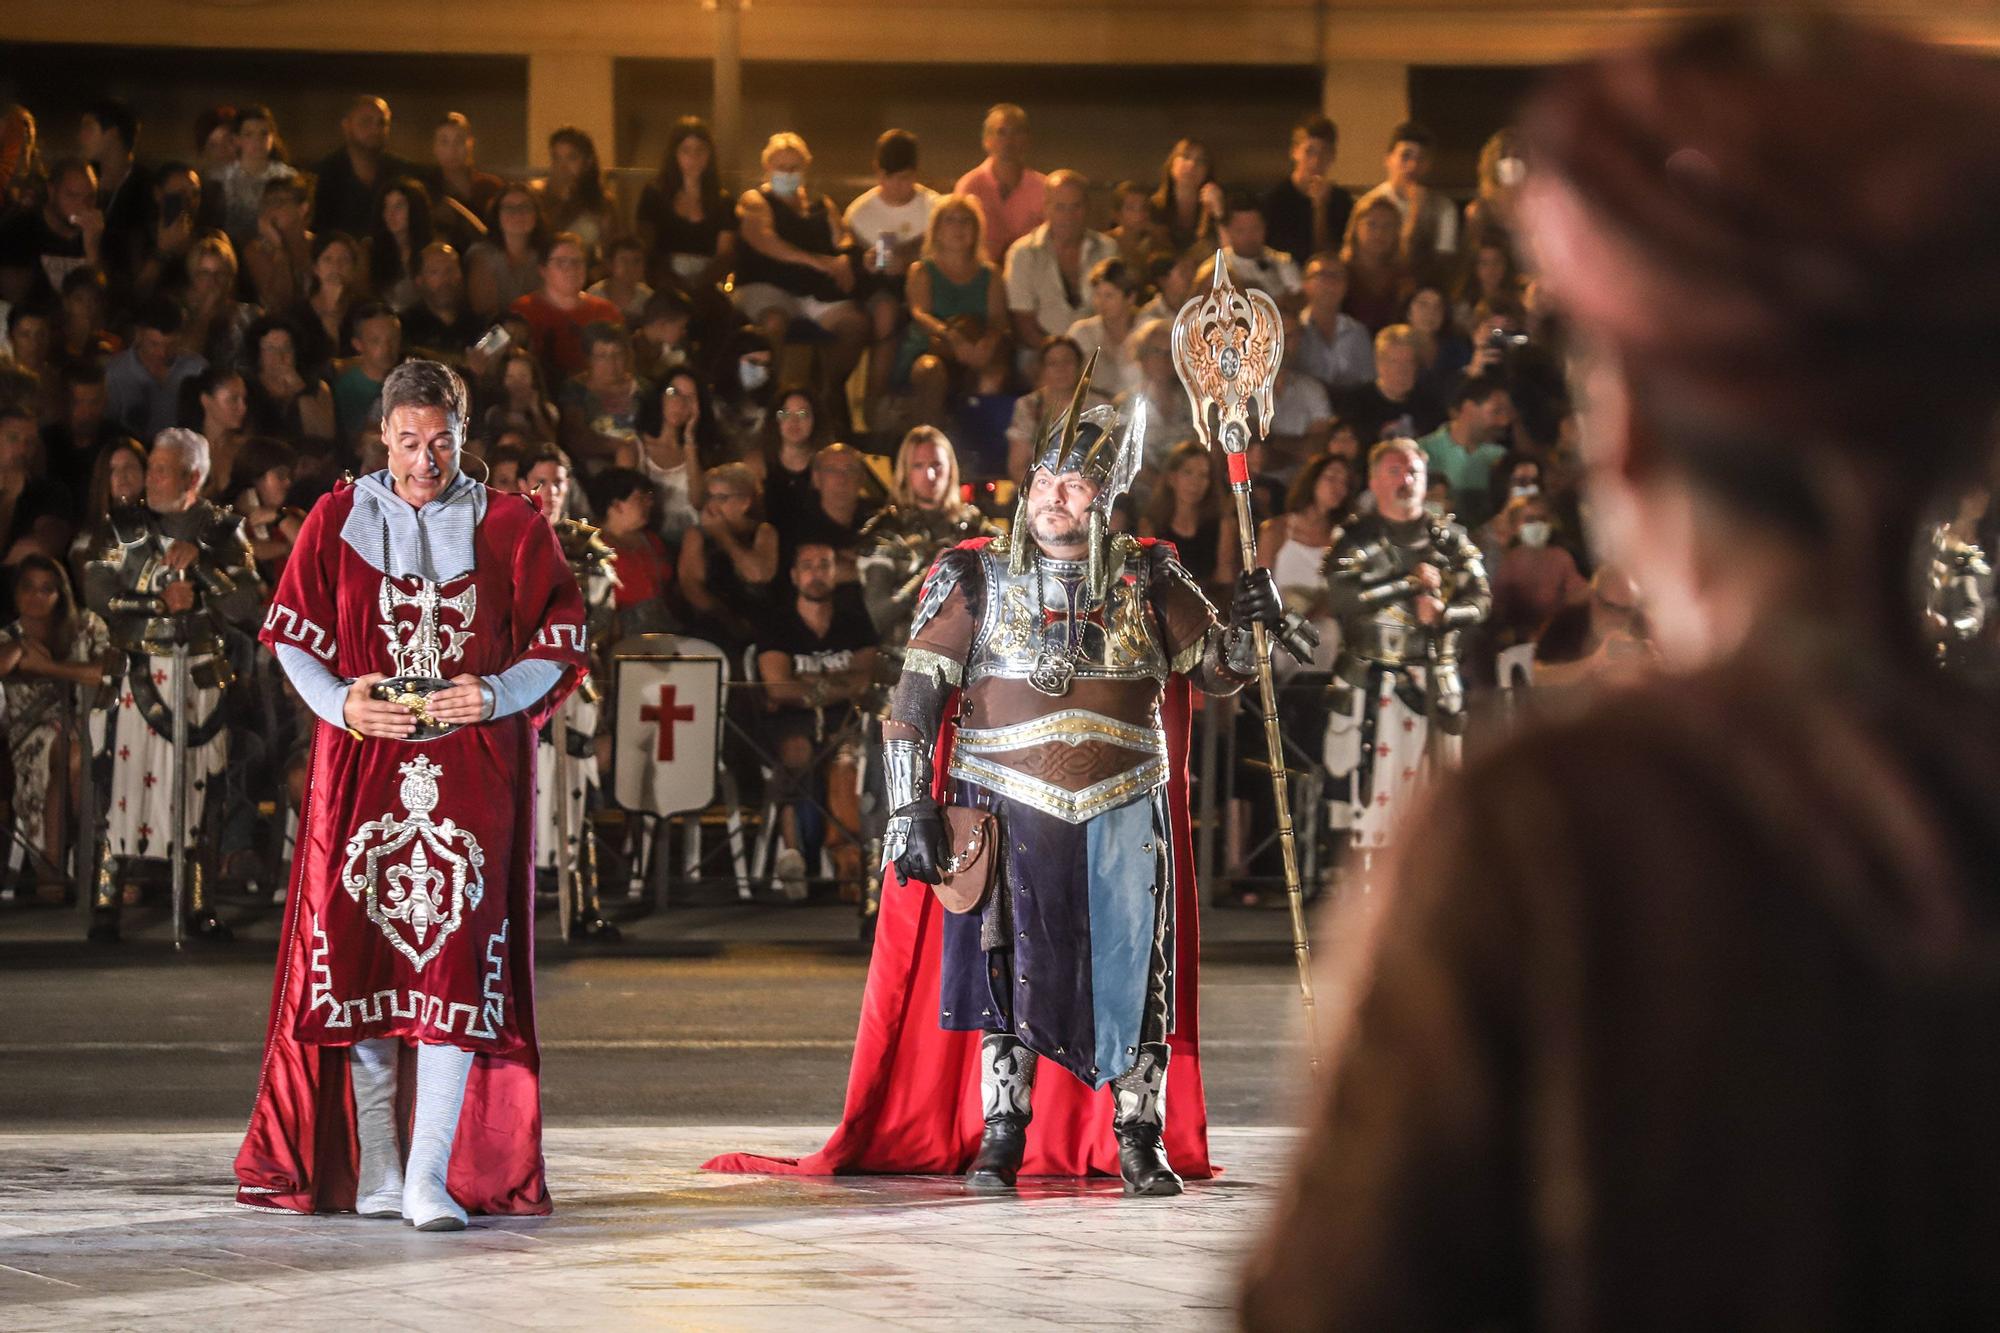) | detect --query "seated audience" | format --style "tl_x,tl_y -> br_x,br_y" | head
755,539 -> 878,899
